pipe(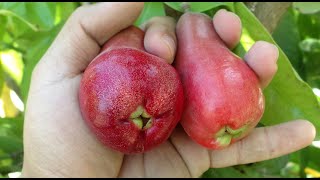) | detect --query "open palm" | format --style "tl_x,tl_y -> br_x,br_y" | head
21,2 -> 315,178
